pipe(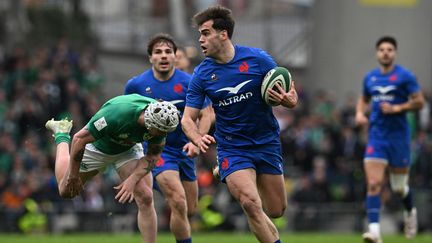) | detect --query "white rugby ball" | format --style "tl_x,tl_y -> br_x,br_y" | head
261,67 -> 292,106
